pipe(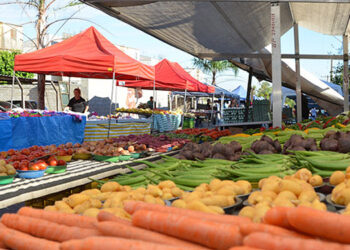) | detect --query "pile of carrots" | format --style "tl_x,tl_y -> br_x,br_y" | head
1,202 -> 350,250
175,128 -> 231,140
